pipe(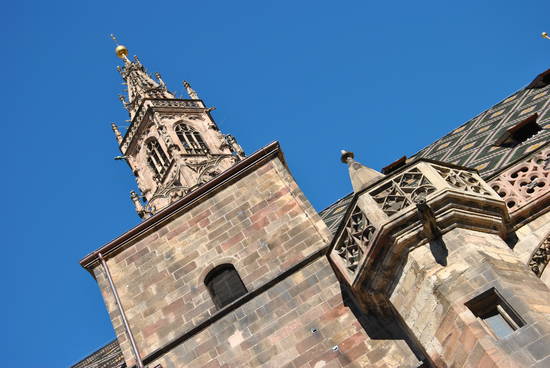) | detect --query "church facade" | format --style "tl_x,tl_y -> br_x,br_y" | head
72,44 -> 550,368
